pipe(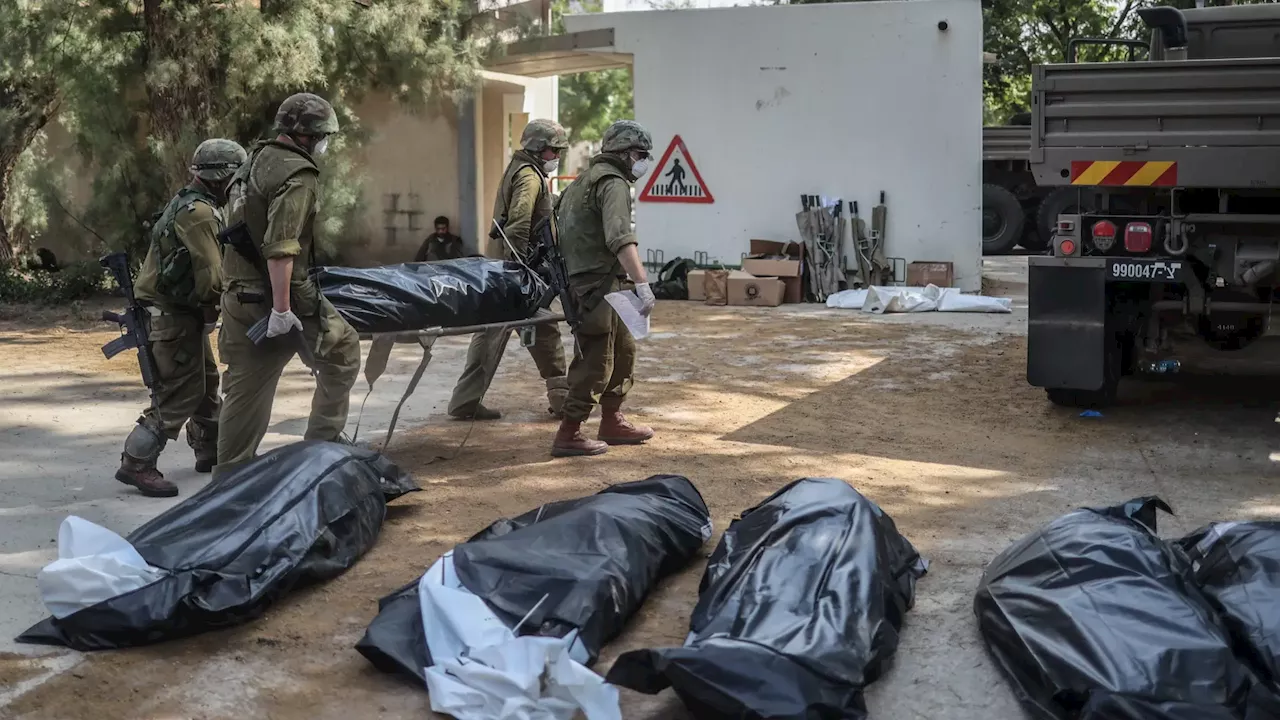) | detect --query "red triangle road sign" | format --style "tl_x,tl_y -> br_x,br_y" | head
638,135 -> 714,204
